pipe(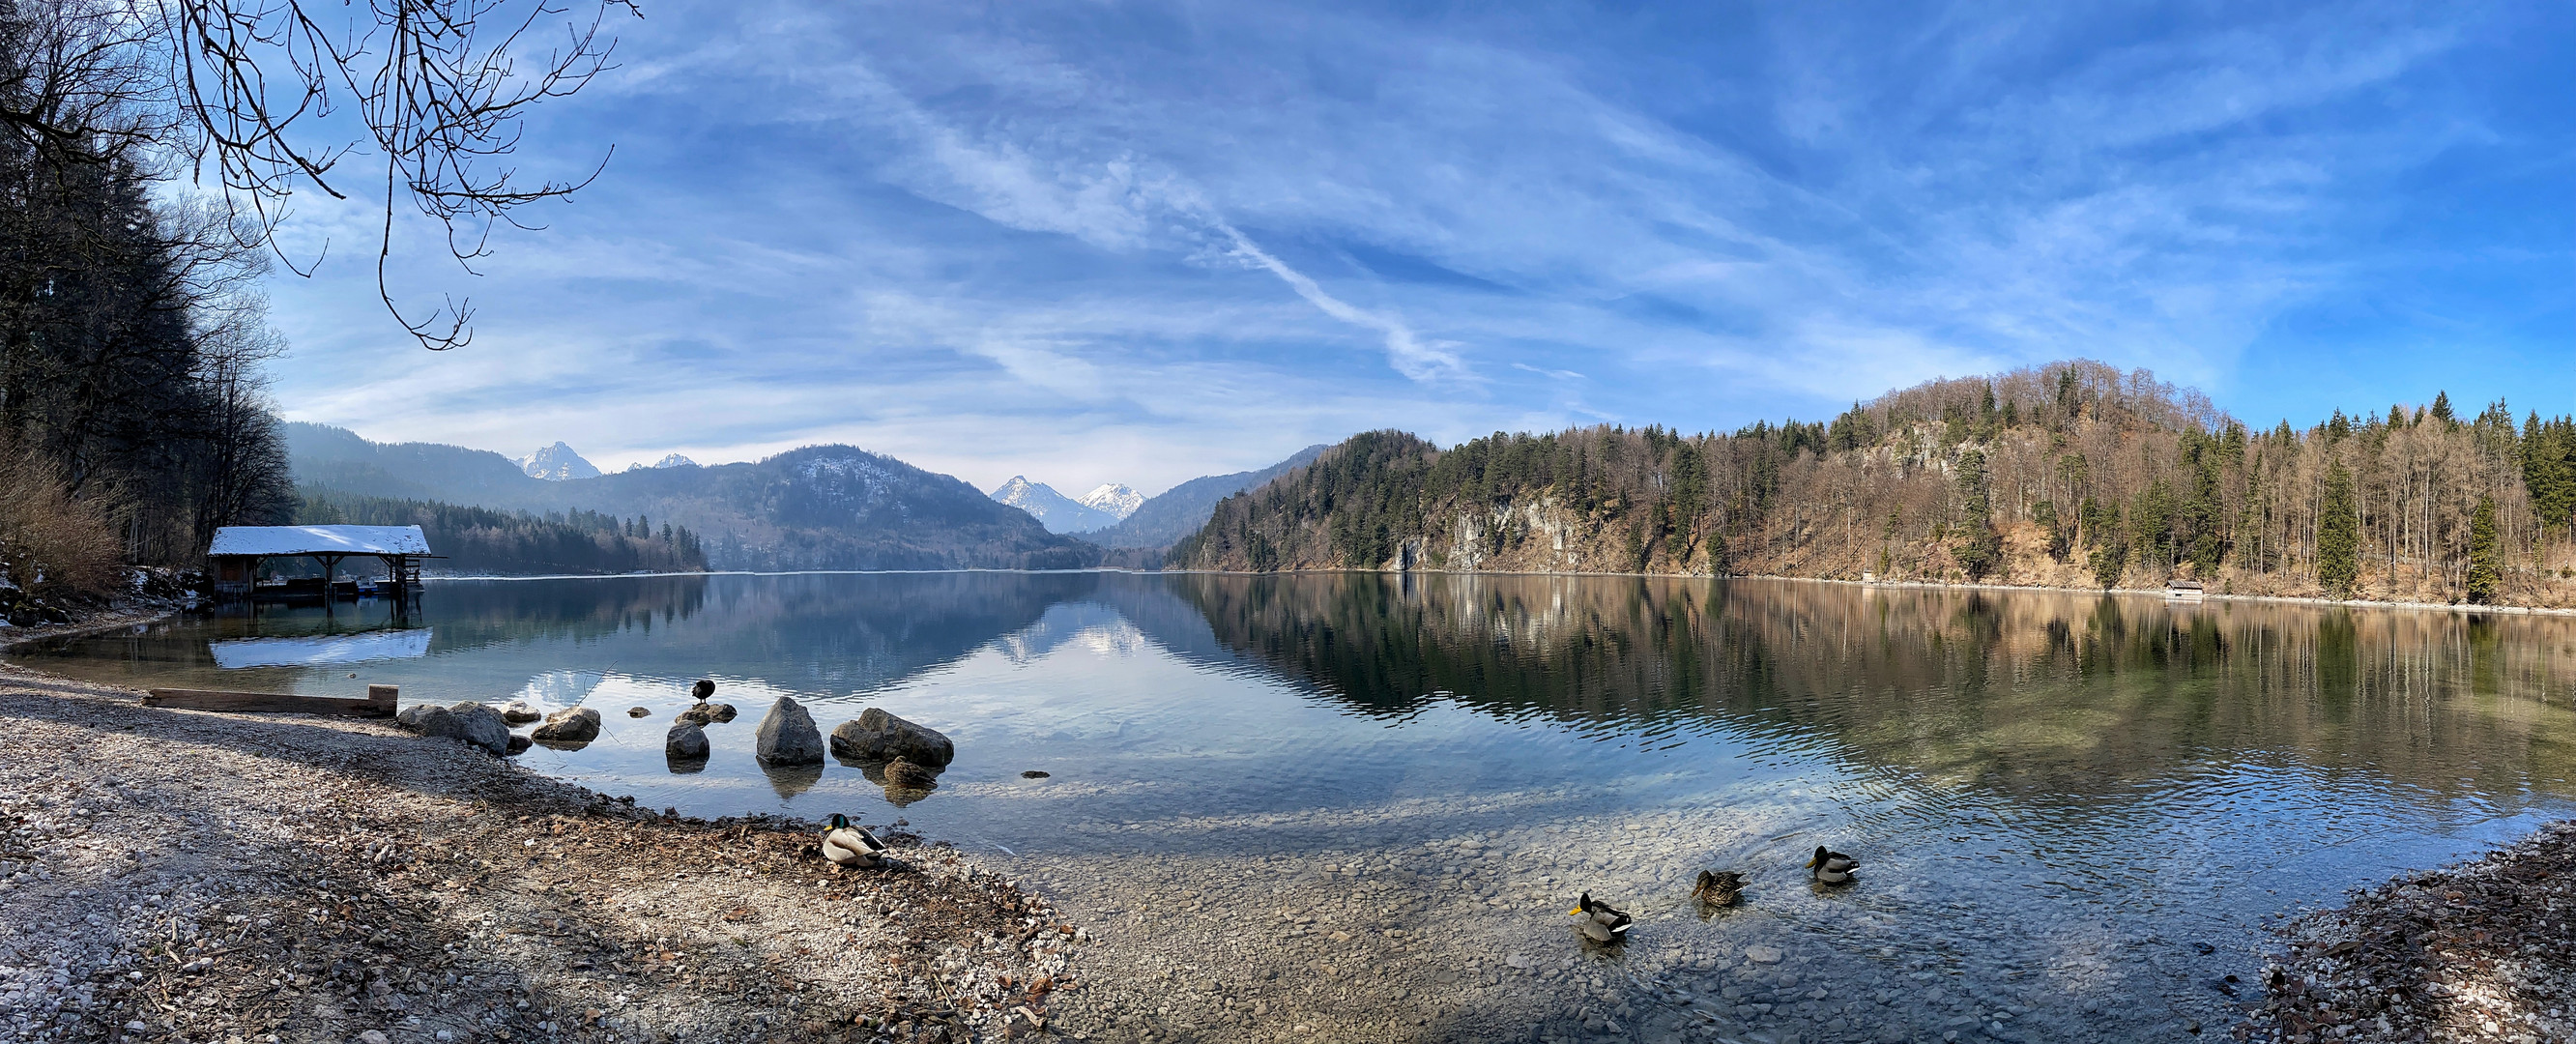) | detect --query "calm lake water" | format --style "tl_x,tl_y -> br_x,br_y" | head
15,572 -> 2576,1040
